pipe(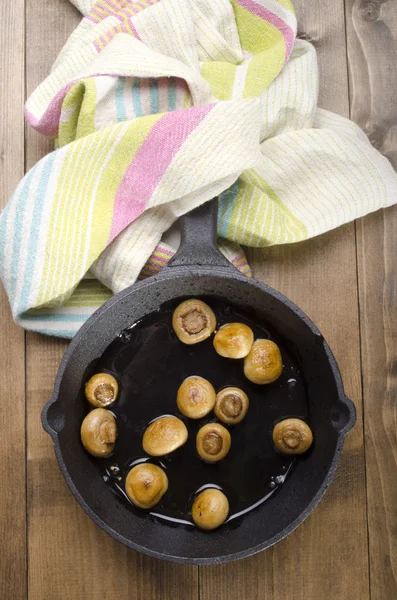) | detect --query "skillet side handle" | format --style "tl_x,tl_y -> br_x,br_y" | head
42,396 -> 65,439
341,395 -> 357,435
167,198 -> 234,270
